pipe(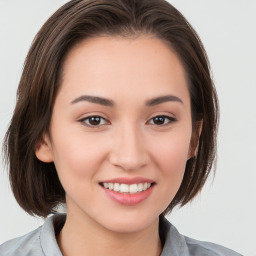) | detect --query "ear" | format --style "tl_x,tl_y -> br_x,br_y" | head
35,133 -> 54,163
188,120 -> 203,159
